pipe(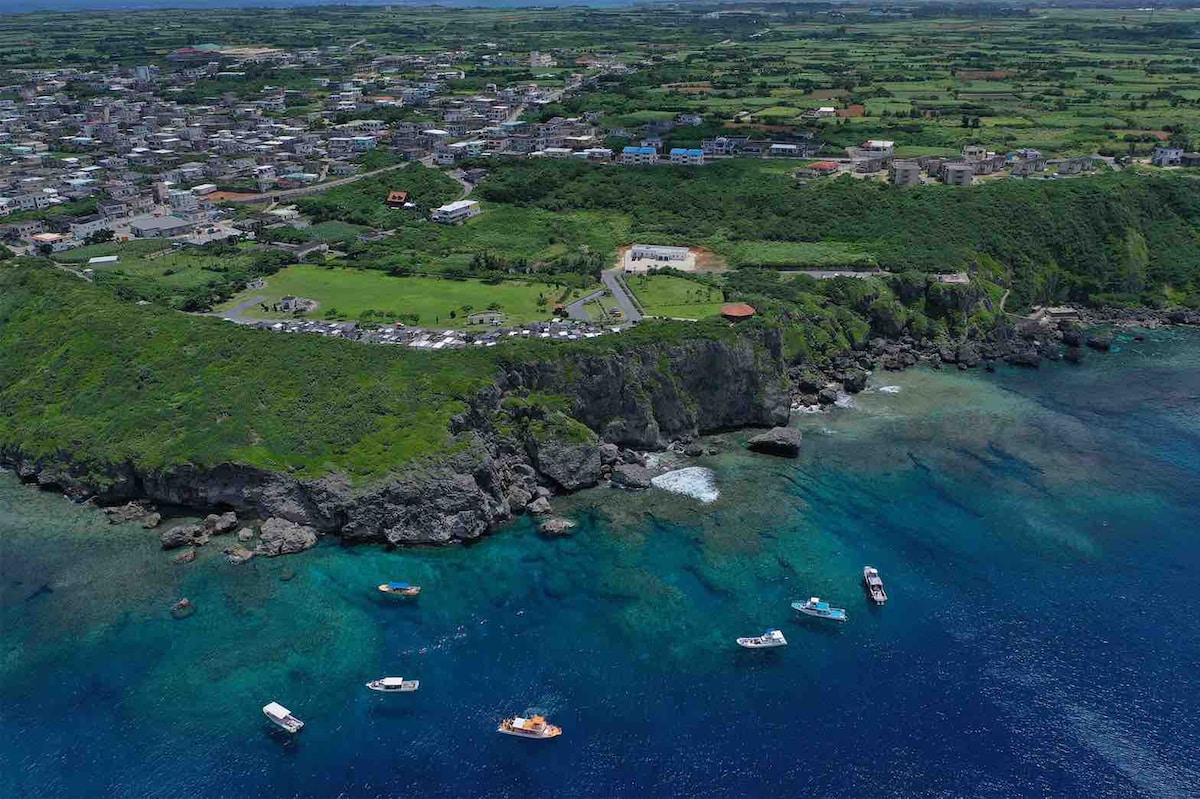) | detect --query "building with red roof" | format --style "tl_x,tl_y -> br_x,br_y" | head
721,303 -> 757,321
